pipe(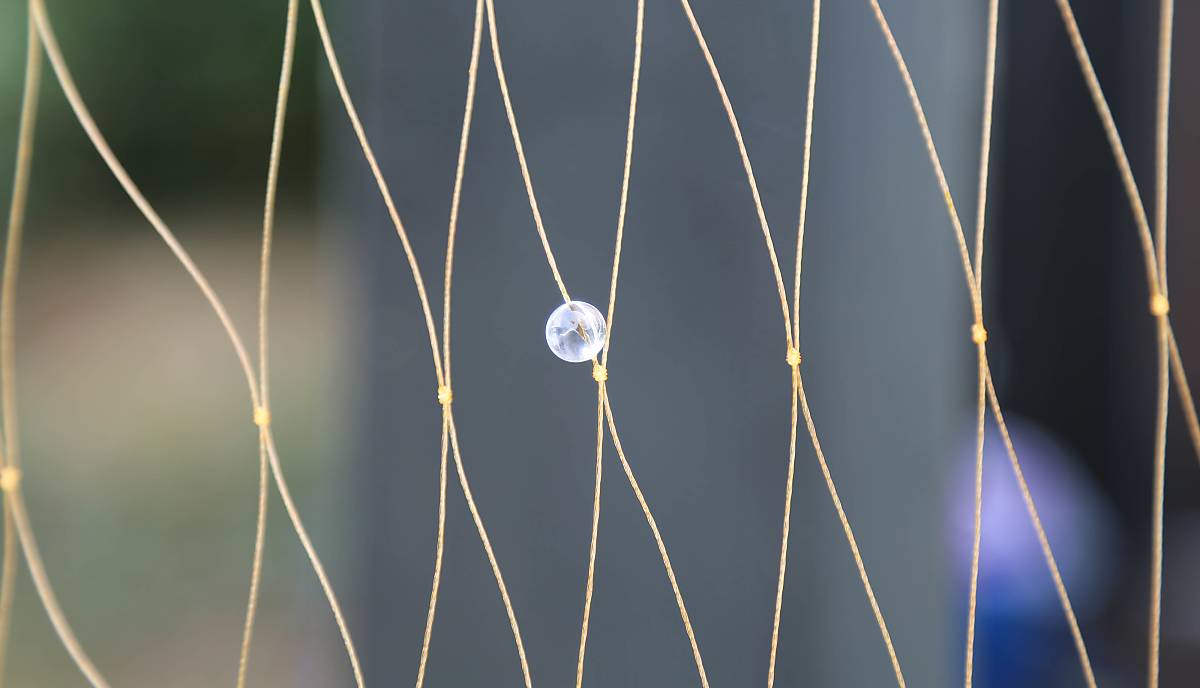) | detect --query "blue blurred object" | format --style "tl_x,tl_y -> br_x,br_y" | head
951,416 -> 1121,686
